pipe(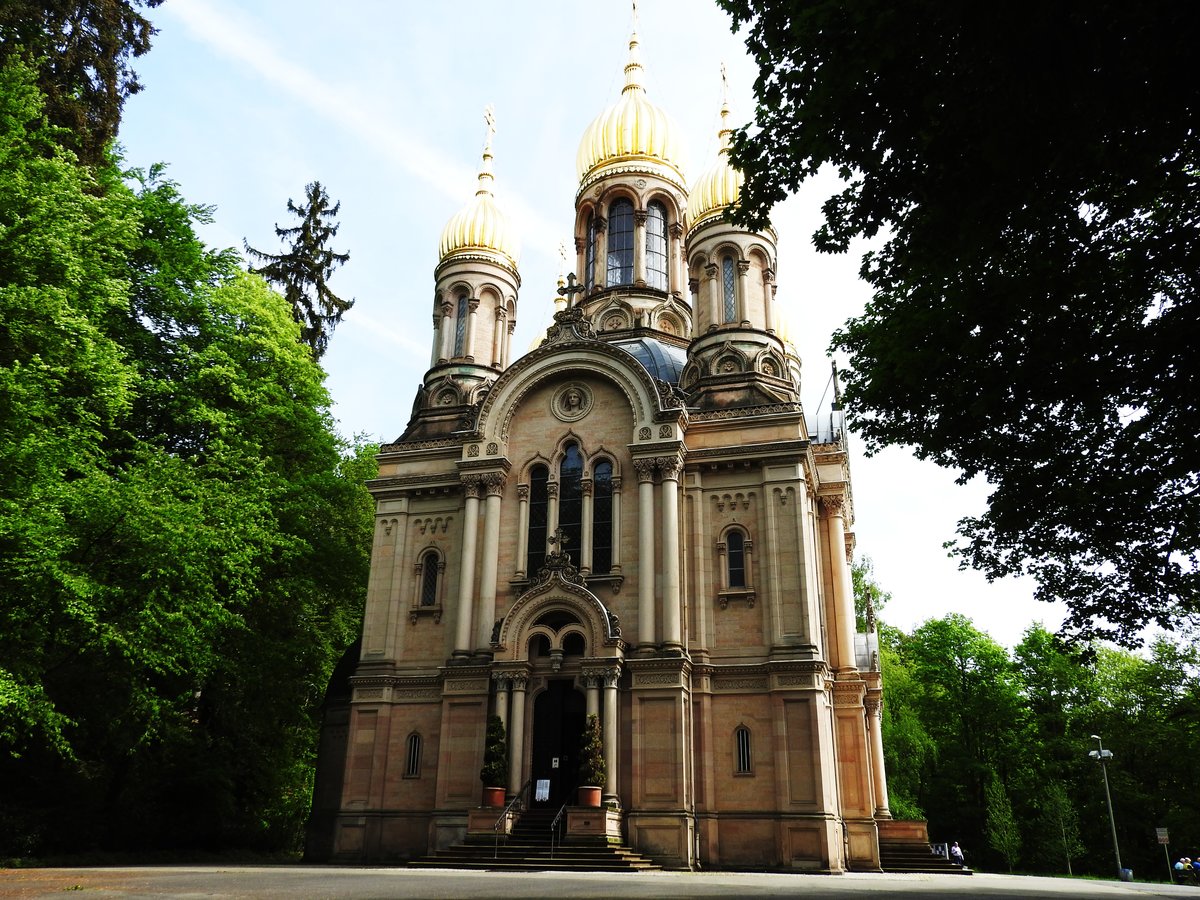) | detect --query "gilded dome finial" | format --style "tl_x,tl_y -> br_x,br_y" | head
718,63 -> 732,155
624,2 -> 644,95
477,104 -> 496,197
